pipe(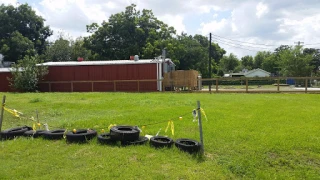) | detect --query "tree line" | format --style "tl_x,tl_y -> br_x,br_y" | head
0,3 -> 319,78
